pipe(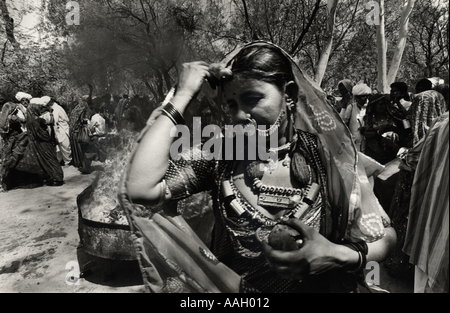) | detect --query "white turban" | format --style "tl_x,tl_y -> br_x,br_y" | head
30,98 -> 43,105
428,77 -> 445,87
15,92 -> 32,101
41,96 -> 52,105
352,83 -> 372,96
